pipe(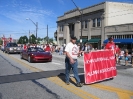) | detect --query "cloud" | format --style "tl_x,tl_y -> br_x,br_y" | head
0,0 -> 57,39
0,0 -> 57,23
57,0 -> 65,5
